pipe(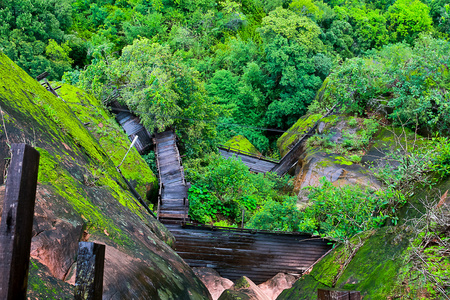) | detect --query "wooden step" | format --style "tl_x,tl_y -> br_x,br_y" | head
158,213 -> 186,219
160,209 -> 188,215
